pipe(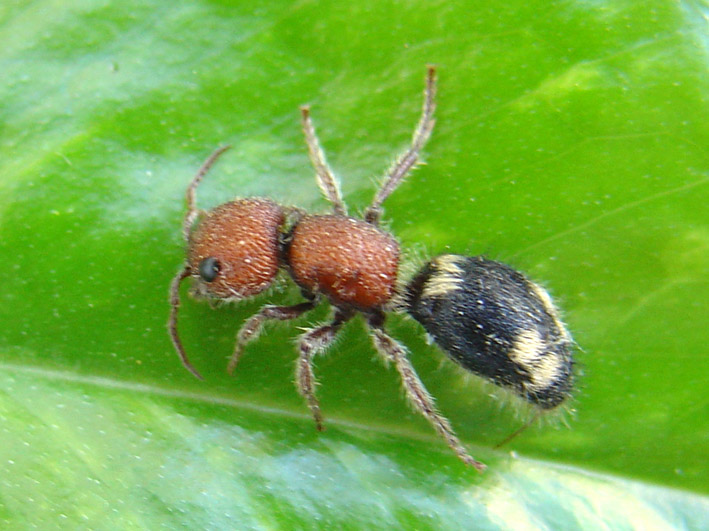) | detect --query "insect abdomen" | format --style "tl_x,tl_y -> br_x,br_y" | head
405,254 -> 574,408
